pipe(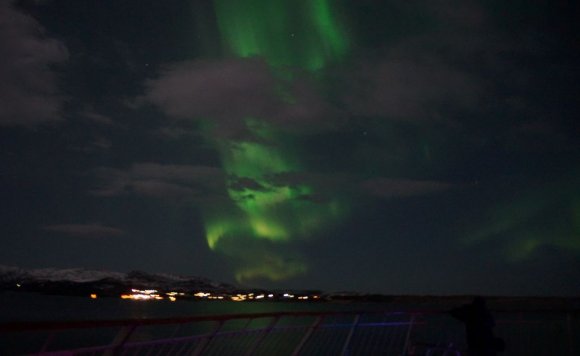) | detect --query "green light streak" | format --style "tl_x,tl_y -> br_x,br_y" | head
464,176 -> 580,261
212,0 -> 348,70
221,141 -> 297,179
207,124 -> 346,246
199,1 -> 350,282
203,121 -> 347,282
236,257 -> 308,282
